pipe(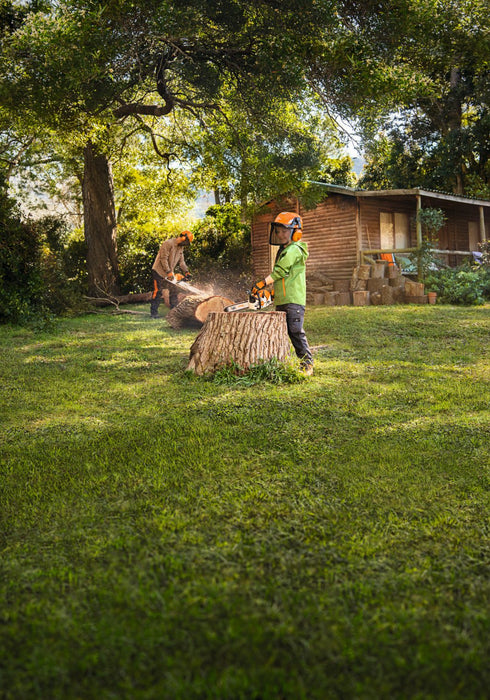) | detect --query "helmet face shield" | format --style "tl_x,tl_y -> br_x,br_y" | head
269,222 -> 292,246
